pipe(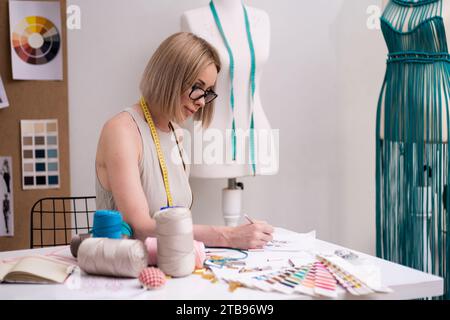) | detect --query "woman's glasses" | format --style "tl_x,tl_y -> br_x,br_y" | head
189,85 -> 218,104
